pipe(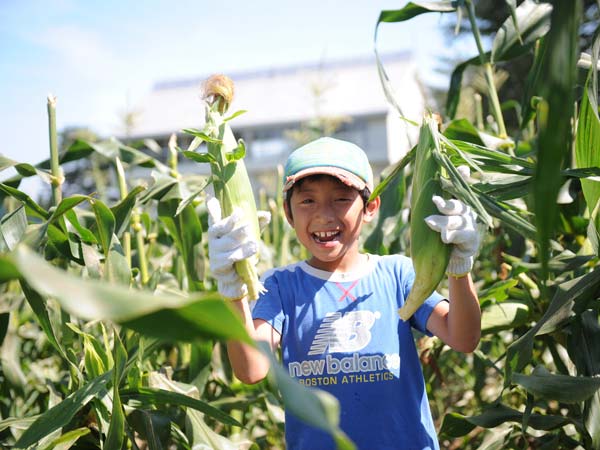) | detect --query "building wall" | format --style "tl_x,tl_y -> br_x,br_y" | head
130,53 -> 425,196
